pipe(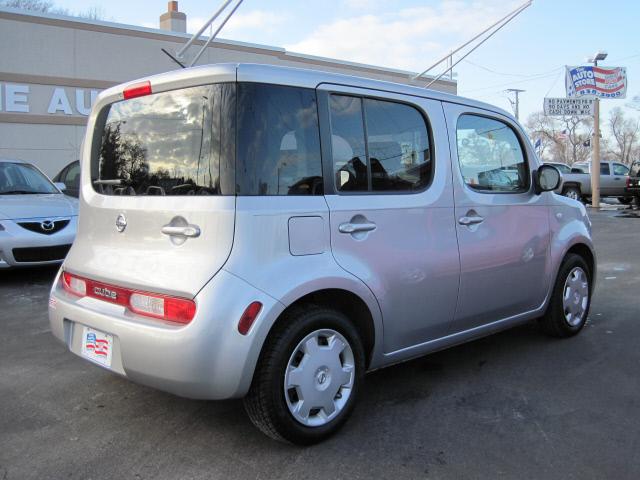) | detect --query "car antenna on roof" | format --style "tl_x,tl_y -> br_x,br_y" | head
412,0 -> 533,89
163,0 -> 245,69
